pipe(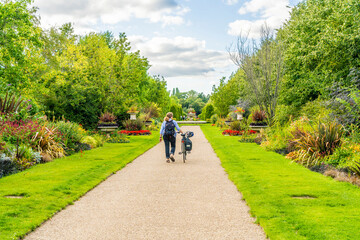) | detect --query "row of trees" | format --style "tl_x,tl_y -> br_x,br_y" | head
169,88 -> 209,119
0,0 -> 170,128
206,0 -> 360,124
